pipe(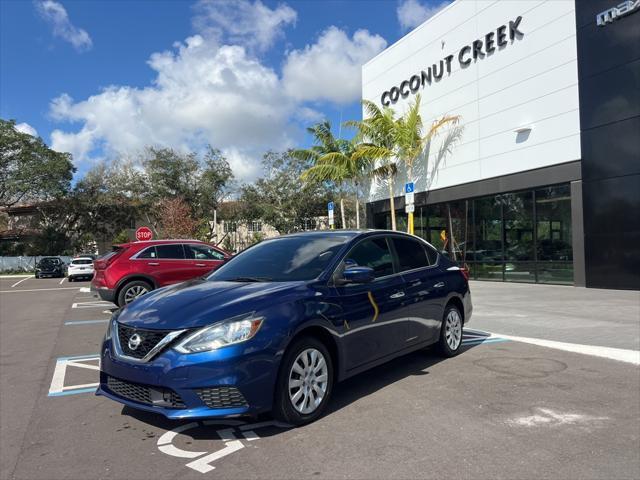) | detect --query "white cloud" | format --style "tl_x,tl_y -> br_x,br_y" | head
15,122 -> 38,137
282,27 -> 387,104
46,5 -> 389,181
35,0 -> 93,52
49,35 -> 298,180
193,0 -> 296,52
396,0 -> 451,32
